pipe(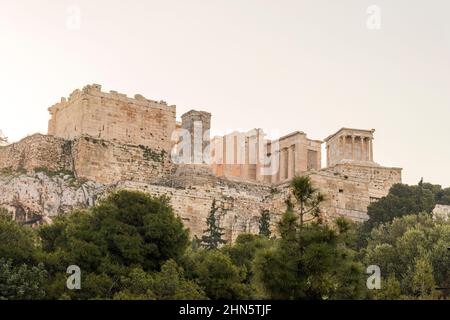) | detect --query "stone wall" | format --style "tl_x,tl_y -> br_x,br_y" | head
0,170 -> 274,242
110,178 -> 274,242
327,163 -> 402,200
0,134 -> 72,173
48,84 -> 177,152
266,172 -> 371,223
0,134 -> 175,185
0,132 -> 401,230
72,136 -> 174,184
309,171 -> 371,222
0,160 -> 399,241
